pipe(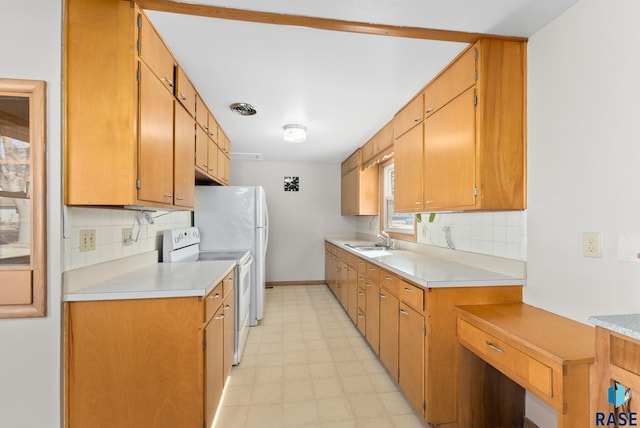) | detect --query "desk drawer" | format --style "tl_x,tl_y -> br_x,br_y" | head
399,280 -> 423,311
458,319 -> 552,397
